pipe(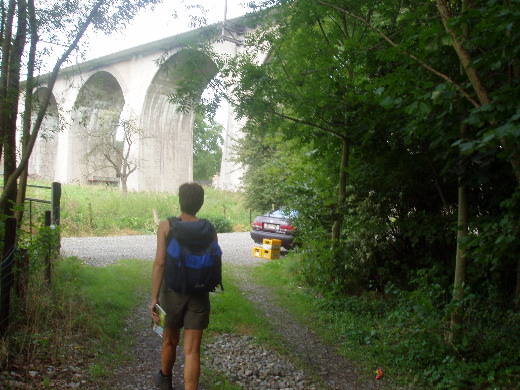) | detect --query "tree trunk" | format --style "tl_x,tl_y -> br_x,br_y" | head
0,0 -> 17,162
15,170 -> 29,225
120,177 -> 128,196
449,122 -> 469,344
15,0 -> 38,227
331,135 -> 350,242
0,0 -> 105,213
516,259 -> 520,306
1,0 -> 28,216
